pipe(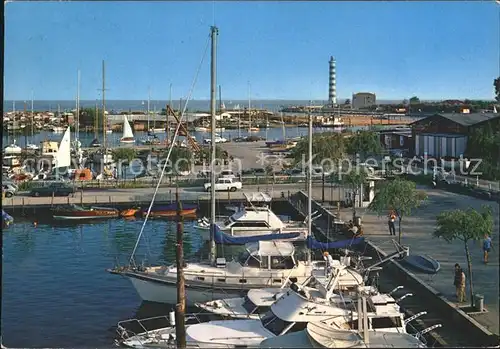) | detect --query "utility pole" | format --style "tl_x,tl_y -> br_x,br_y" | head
209,26 -> 218,266
175,188 -> 186,349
